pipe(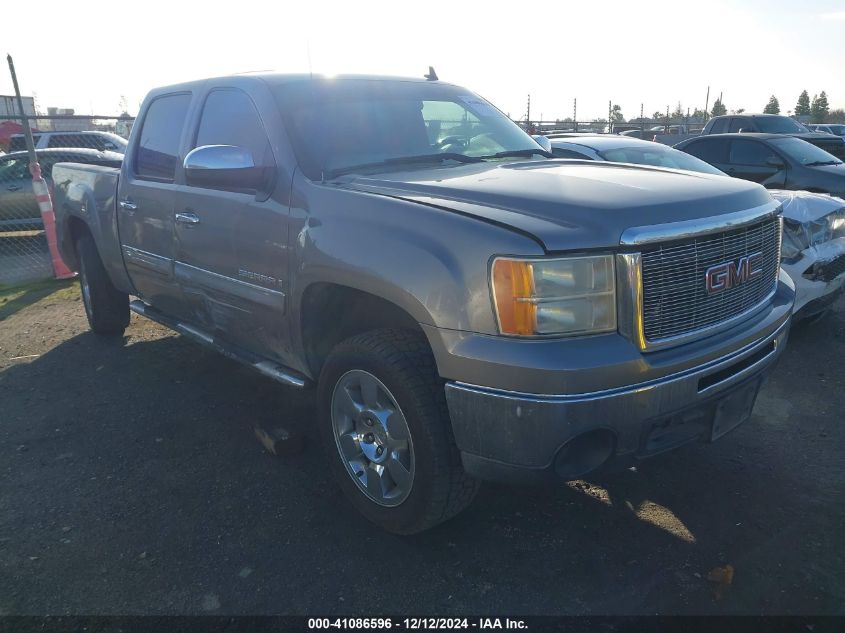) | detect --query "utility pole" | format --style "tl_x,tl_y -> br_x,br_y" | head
6,55 -> 37,164
526,94 -> 531,130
